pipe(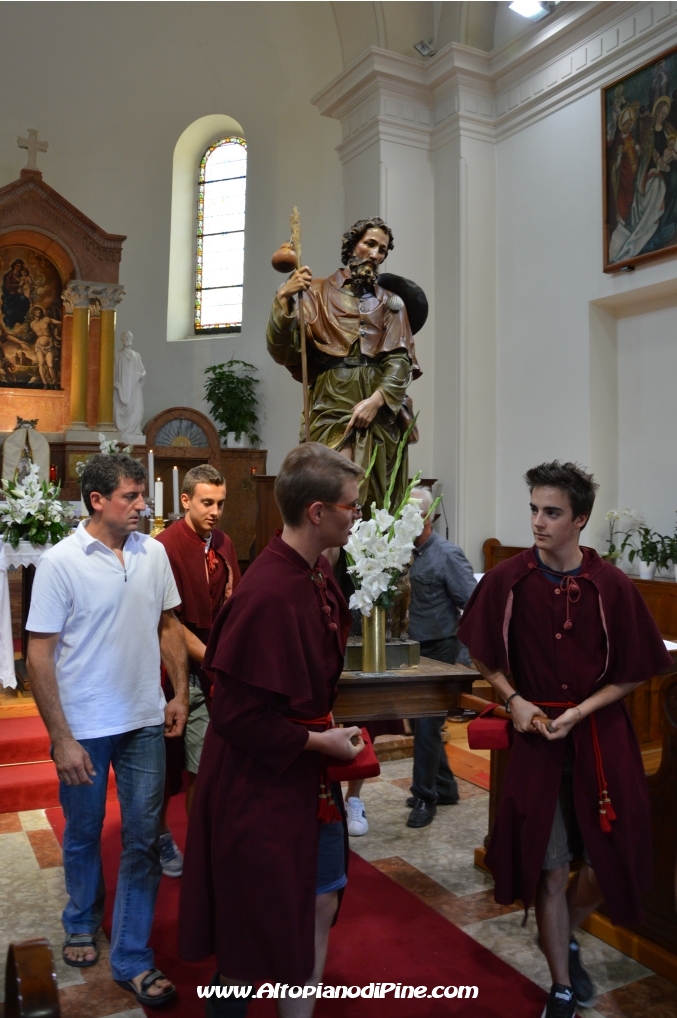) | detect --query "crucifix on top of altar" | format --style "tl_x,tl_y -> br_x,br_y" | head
0,130 -> 139,498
